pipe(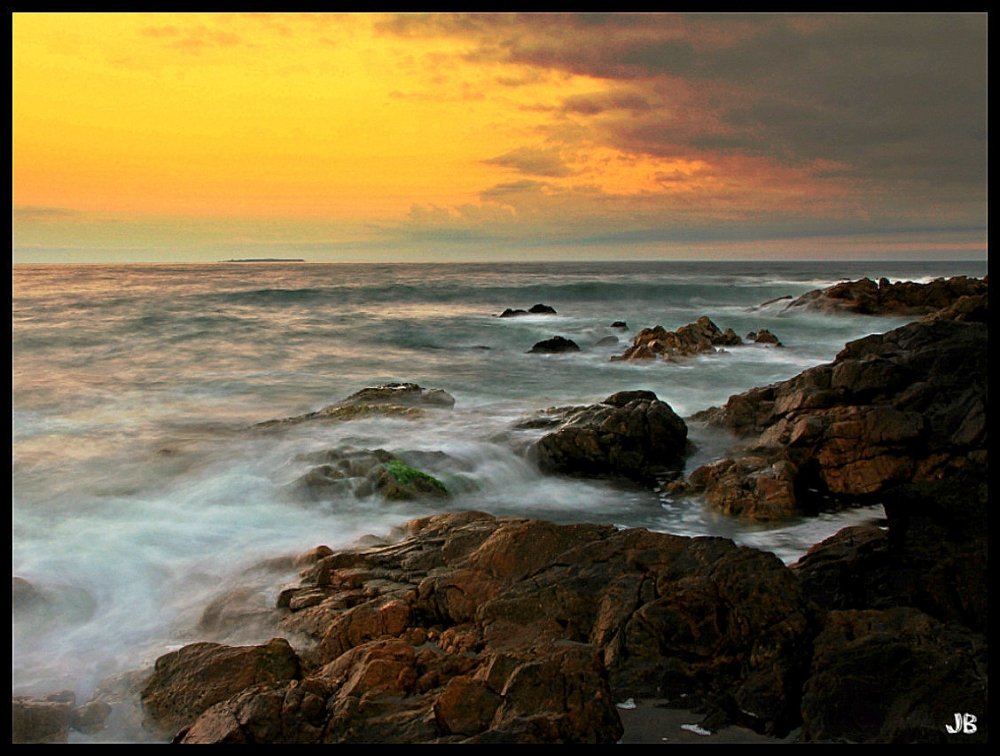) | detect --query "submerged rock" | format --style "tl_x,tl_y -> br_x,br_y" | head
293,448 -> 451,502
526,390 -> 687,483
256,383 -> 455,428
